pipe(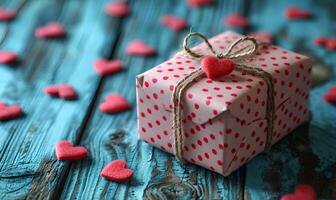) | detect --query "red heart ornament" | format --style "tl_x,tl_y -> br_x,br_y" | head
43,84 -> 77,100
93,59 -> 123,76
0,7 -> 16,21
323,86 -> 336,104
0,104 -> 23,121
161,15 -> 188,32
285,7 -> 311,20
224,14 -> 250,28
325,39 -> 336,51
55,141 -> 88,161
125,40 -> 156,56
247,32 -> 273,43
100,160 -> 133,182
99,94 -> 131,114
35,22 -> 66,39
201,56 -> 235,80
104,2 -> 129,17
187,0 -> 213,8
280,184 -> 317,200
0,51 -> 17,64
